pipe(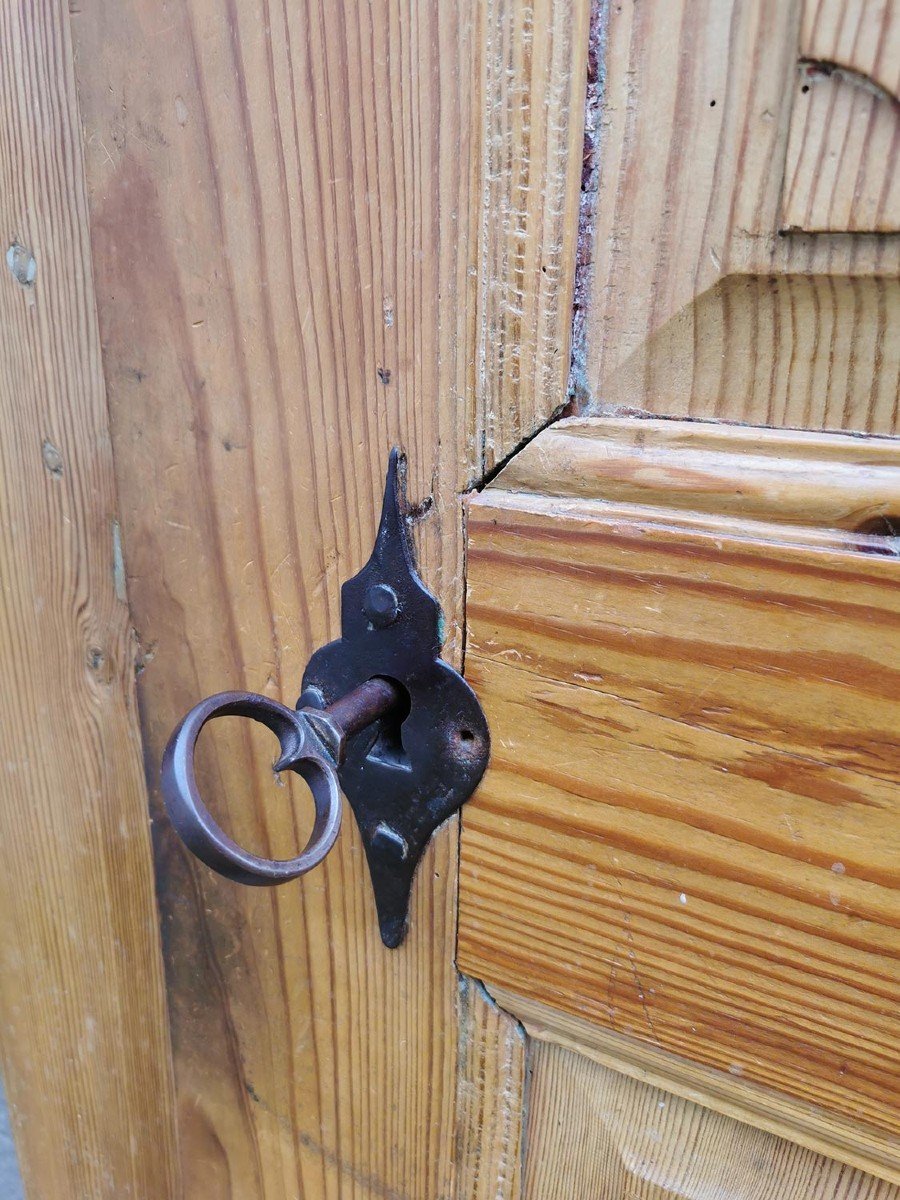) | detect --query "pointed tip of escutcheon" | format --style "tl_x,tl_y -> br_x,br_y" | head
379,913 -> 408,949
